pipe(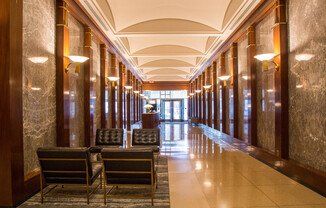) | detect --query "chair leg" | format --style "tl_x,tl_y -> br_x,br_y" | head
87,183 -> 90,204
100,172 -> 102,189
40,174 -> 43,203
104,183 -> 106,205
151,185 -> 154,206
